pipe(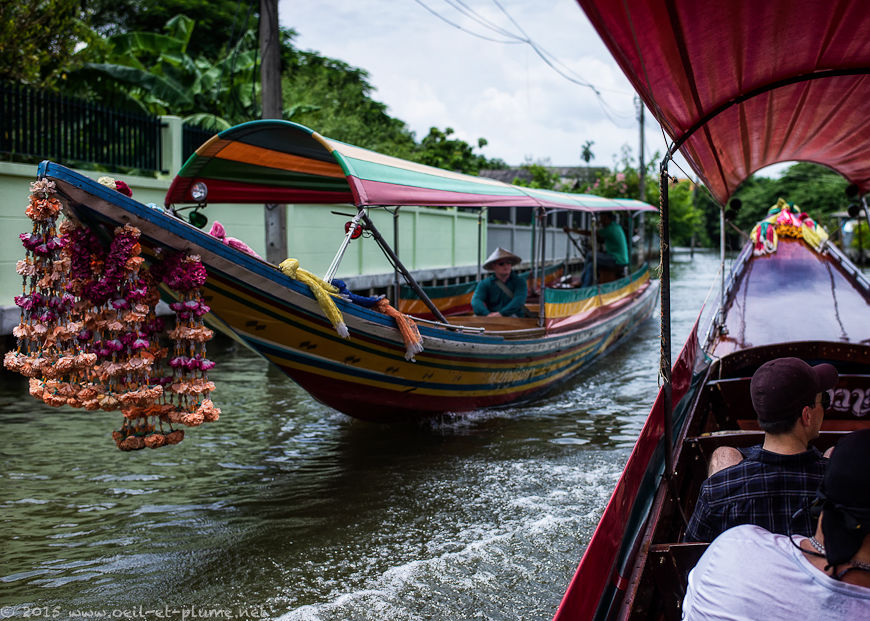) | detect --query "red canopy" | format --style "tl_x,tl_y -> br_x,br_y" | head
579,0 -> 870,204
